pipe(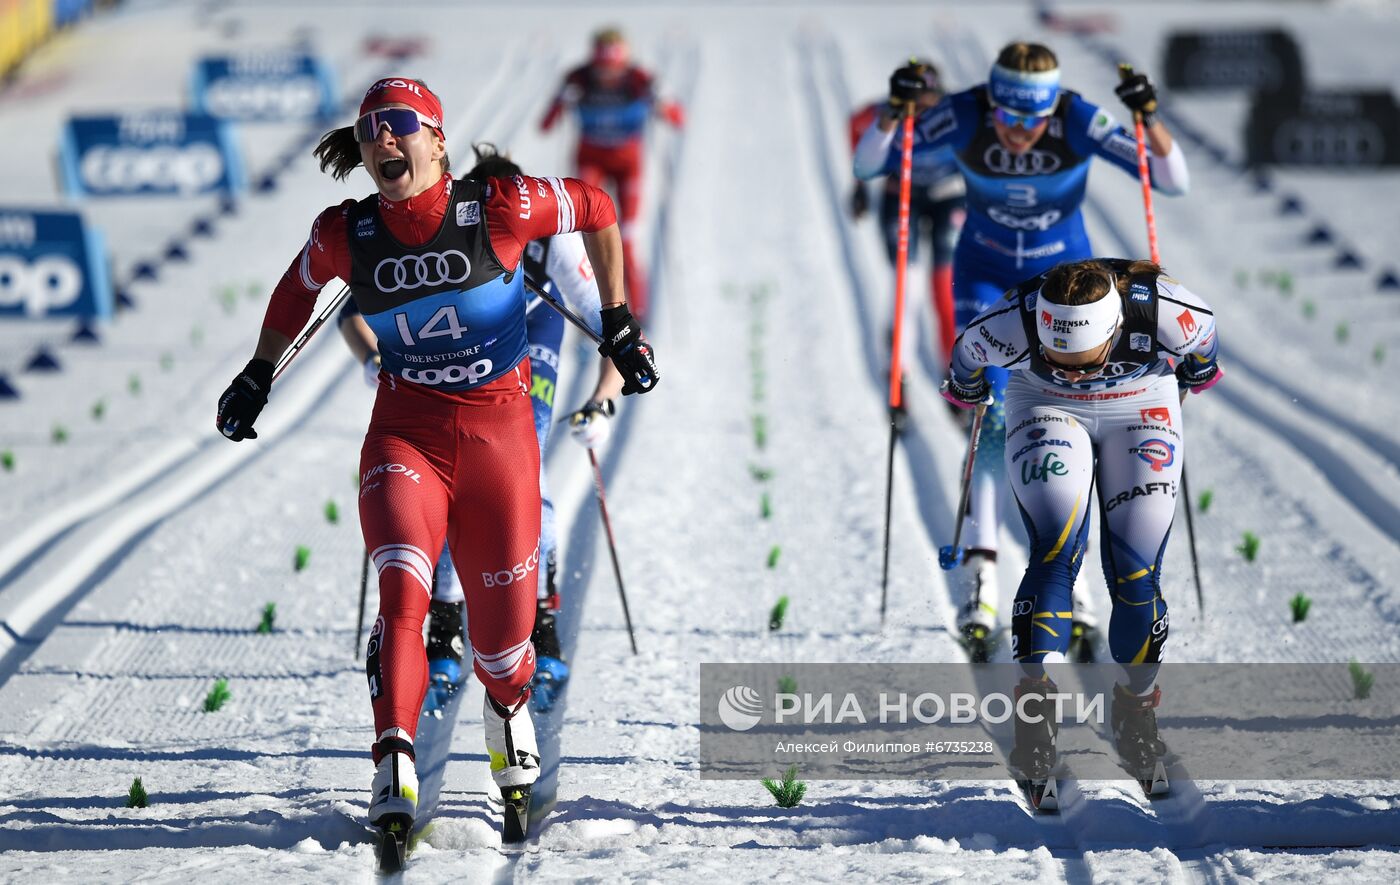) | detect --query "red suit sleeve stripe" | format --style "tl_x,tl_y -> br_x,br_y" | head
486,176 -> 616,270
